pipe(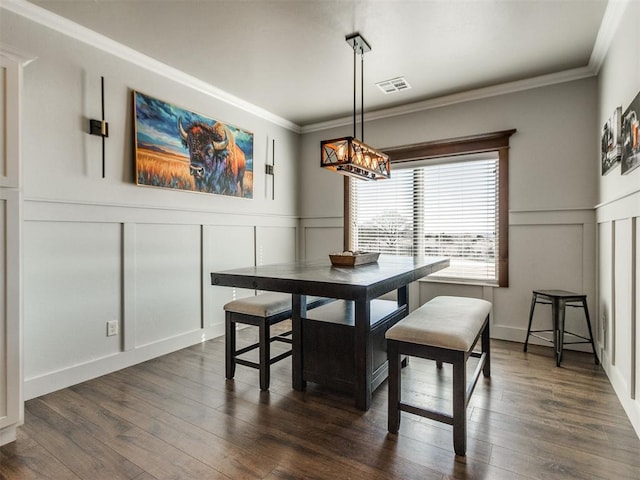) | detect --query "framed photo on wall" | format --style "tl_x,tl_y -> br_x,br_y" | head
621,90 -> 640,175
600,106 -> 621,175
133,91 -> 254,198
